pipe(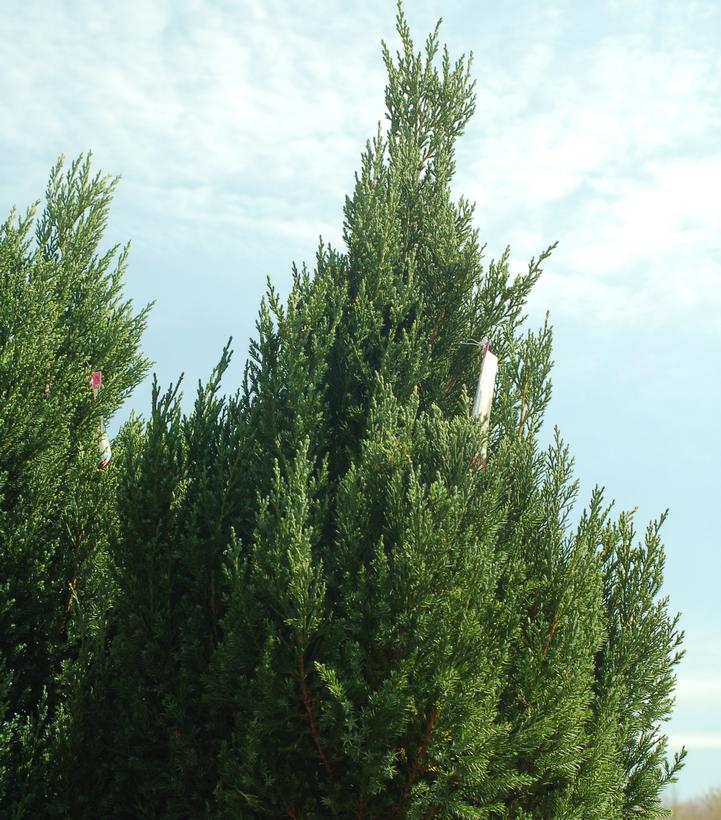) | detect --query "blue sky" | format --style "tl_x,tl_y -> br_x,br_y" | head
2,0 -> 719,801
